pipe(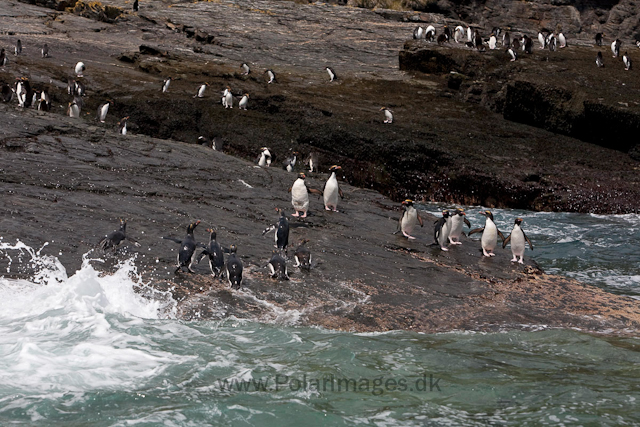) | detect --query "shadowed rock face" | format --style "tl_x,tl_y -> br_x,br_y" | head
1,0 -> 640,332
